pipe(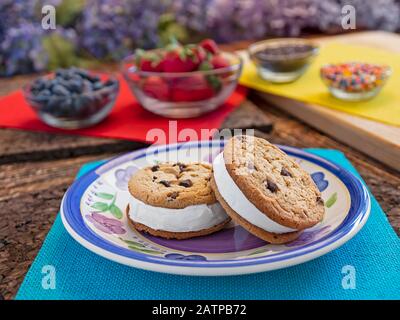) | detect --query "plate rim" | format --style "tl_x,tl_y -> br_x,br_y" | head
60,140 -> 371,275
